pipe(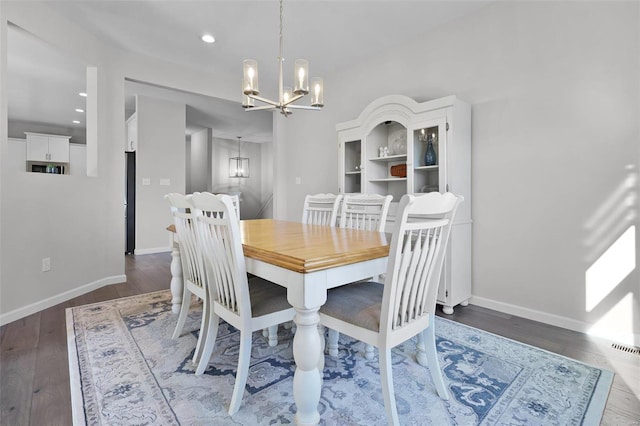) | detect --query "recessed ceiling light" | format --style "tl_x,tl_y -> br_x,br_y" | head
79,92 -> 87,97
201,34 -> 215,43
75,108 -> 84,113
73,120 -> 80,124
